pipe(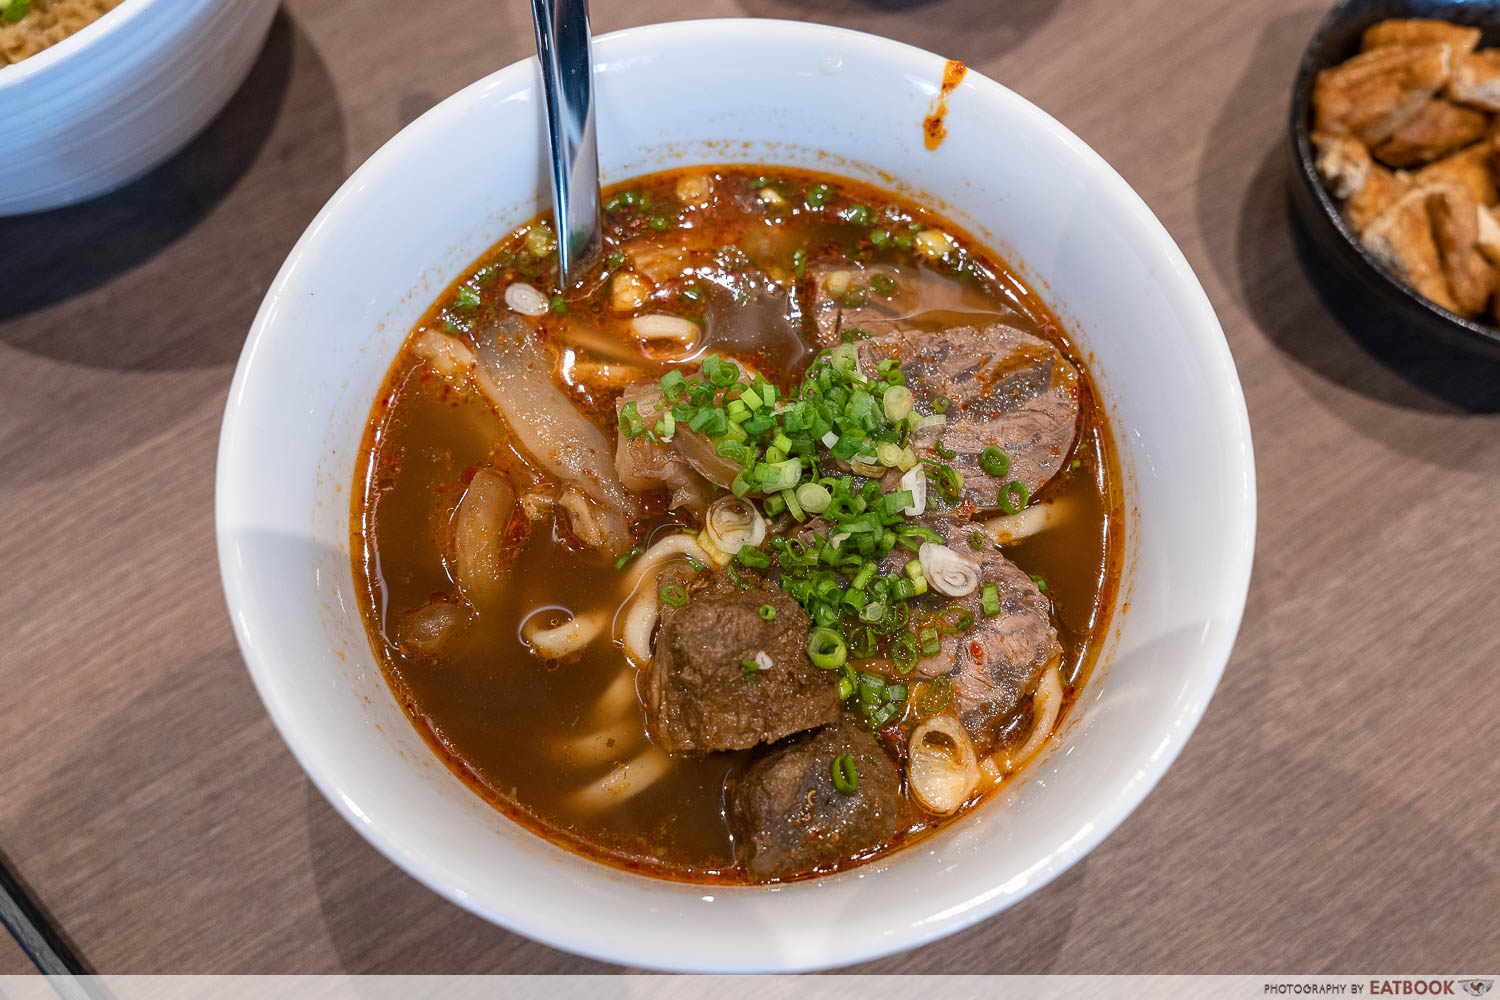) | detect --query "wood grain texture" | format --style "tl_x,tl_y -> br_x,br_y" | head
1,0 -> 1496,975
